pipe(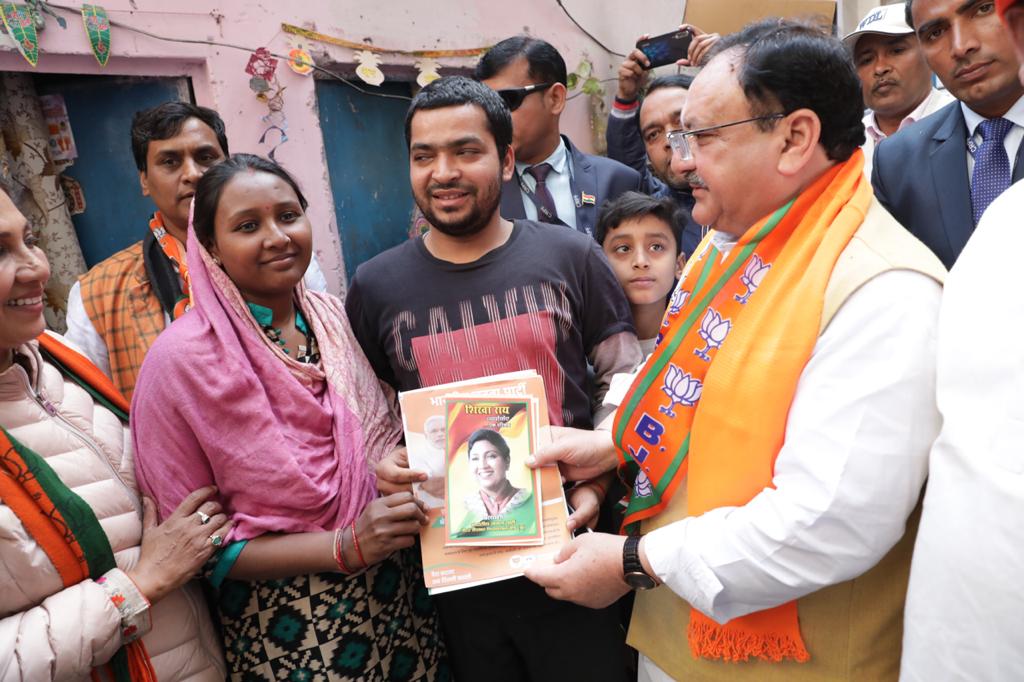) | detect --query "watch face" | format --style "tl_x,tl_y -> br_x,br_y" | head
625,571 -> 657,590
